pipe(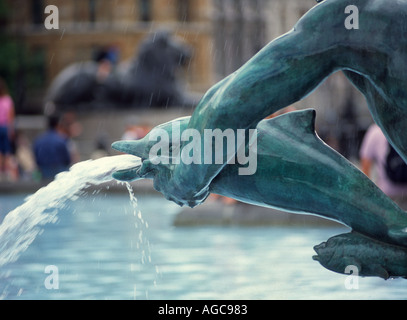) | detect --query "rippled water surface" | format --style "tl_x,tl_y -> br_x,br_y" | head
0,192 -> 406,300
